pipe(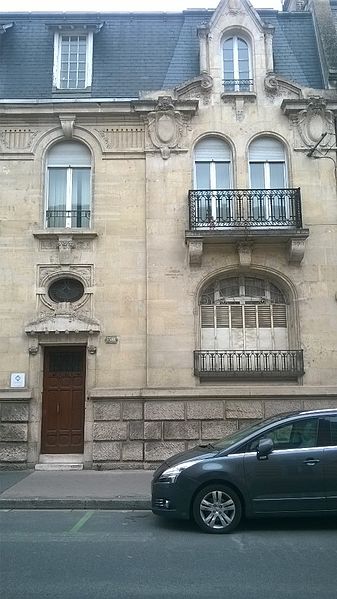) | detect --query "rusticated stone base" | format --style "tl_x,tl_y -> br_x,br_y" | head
91,395 -> 337,468
0,400 -> 30,469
